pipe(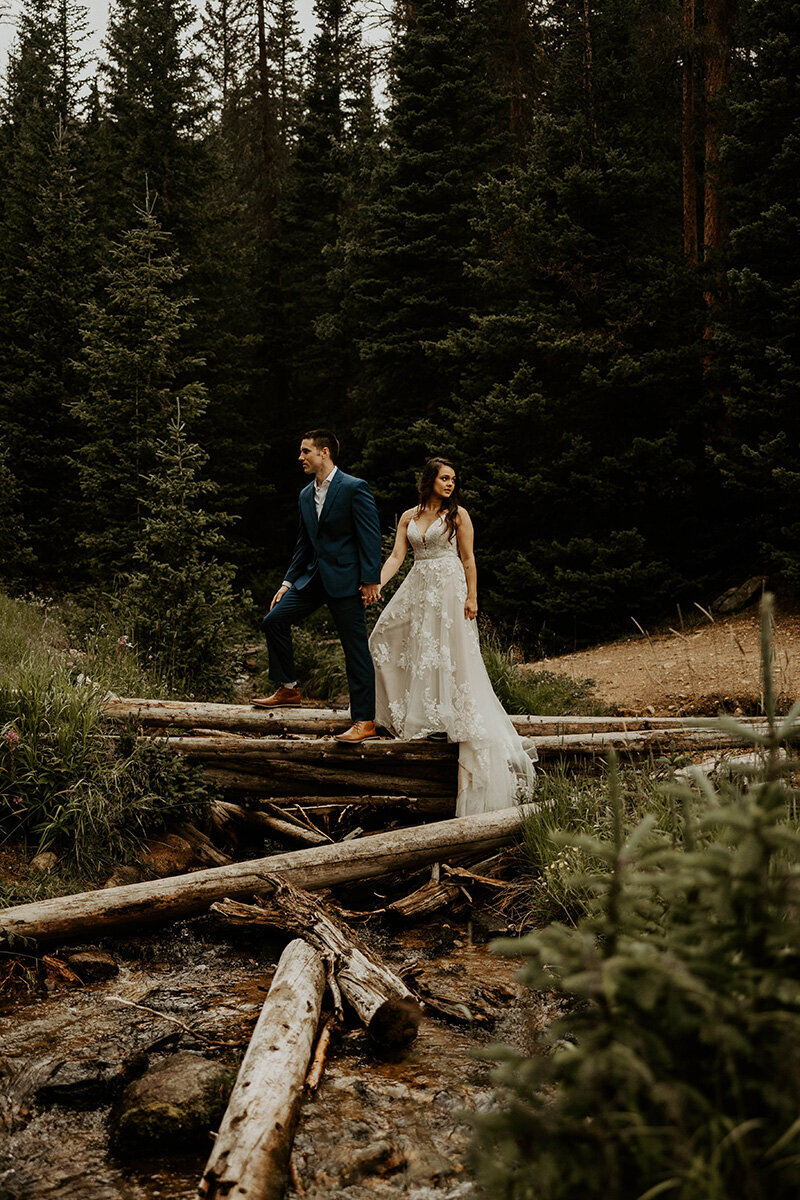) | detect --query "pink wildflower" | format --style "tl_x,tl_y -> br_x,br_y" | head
3,729 -> 20,751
